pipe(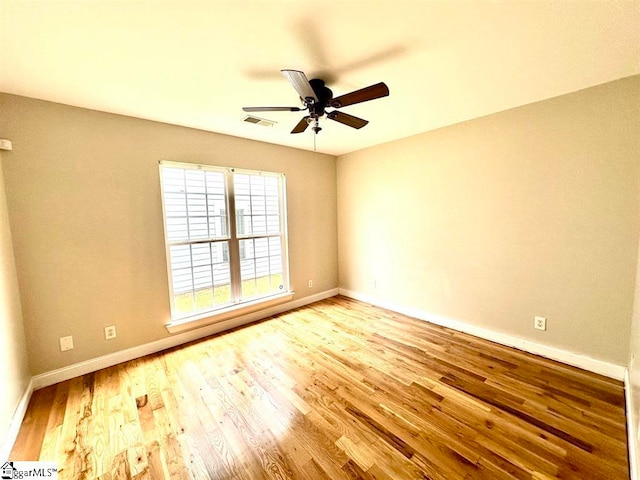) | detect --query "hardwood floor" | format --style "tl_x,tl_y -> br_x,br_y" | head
10,296 -> 629,479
